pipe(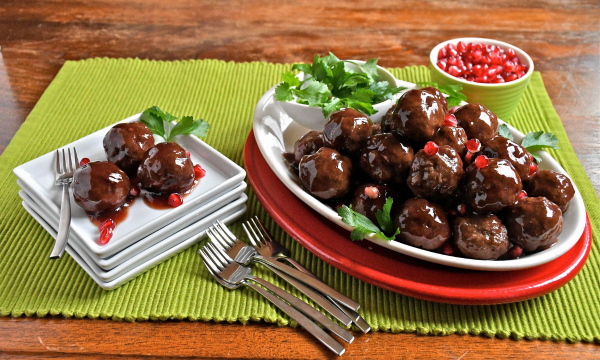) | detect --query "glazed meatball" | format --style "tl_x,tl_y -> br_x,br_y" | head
524,170 -> 575,213
137,142 -> 195,194
382,89 -> 445,145
72,161 -> 131,214
323,108 -> 372,155
452,214 -> 509,260
293,131 -> 324,167
371,122 -> 382,135
394,198 -> 451,250
430,125 -> 468,158
464,158 -> 522,212
407,145 -> 464,200
103,121 -> 155,174
299,147 -> 353,200
505,197 -> 563,252
359,133 -> 414,184
454,103 -> 498,142
482,135 -> 532,181
350,184 -> 395,223
421,87 -> 449,113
